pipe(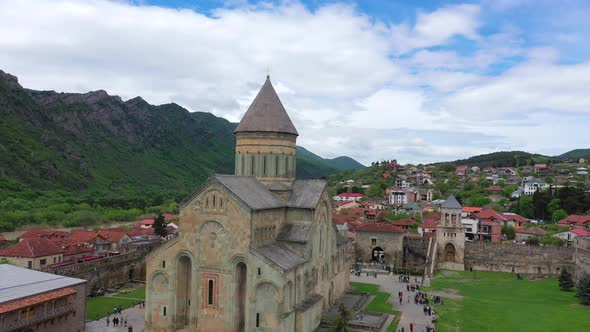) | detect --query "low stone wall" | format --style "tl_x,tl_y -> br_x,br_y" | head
402,236 -> 430,274
464,242 -> 575,276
